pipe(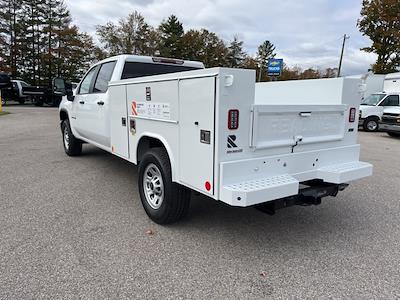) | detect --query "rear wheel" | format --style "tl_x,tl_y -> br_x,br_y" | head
18,98 -> 25,105
138,148 -> 191,224
388,132 -> 400,138
61,119 -> 82,156
363,118 -> 379,132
